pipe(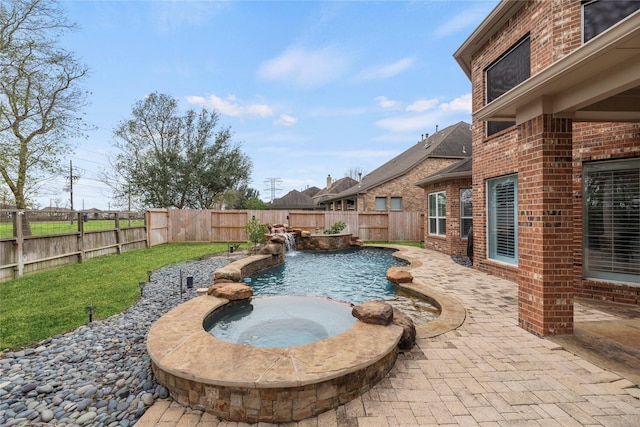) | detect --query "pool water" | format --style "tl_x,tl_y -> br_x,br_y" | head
205,296 -> 356,347
248,247 -> 408,304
